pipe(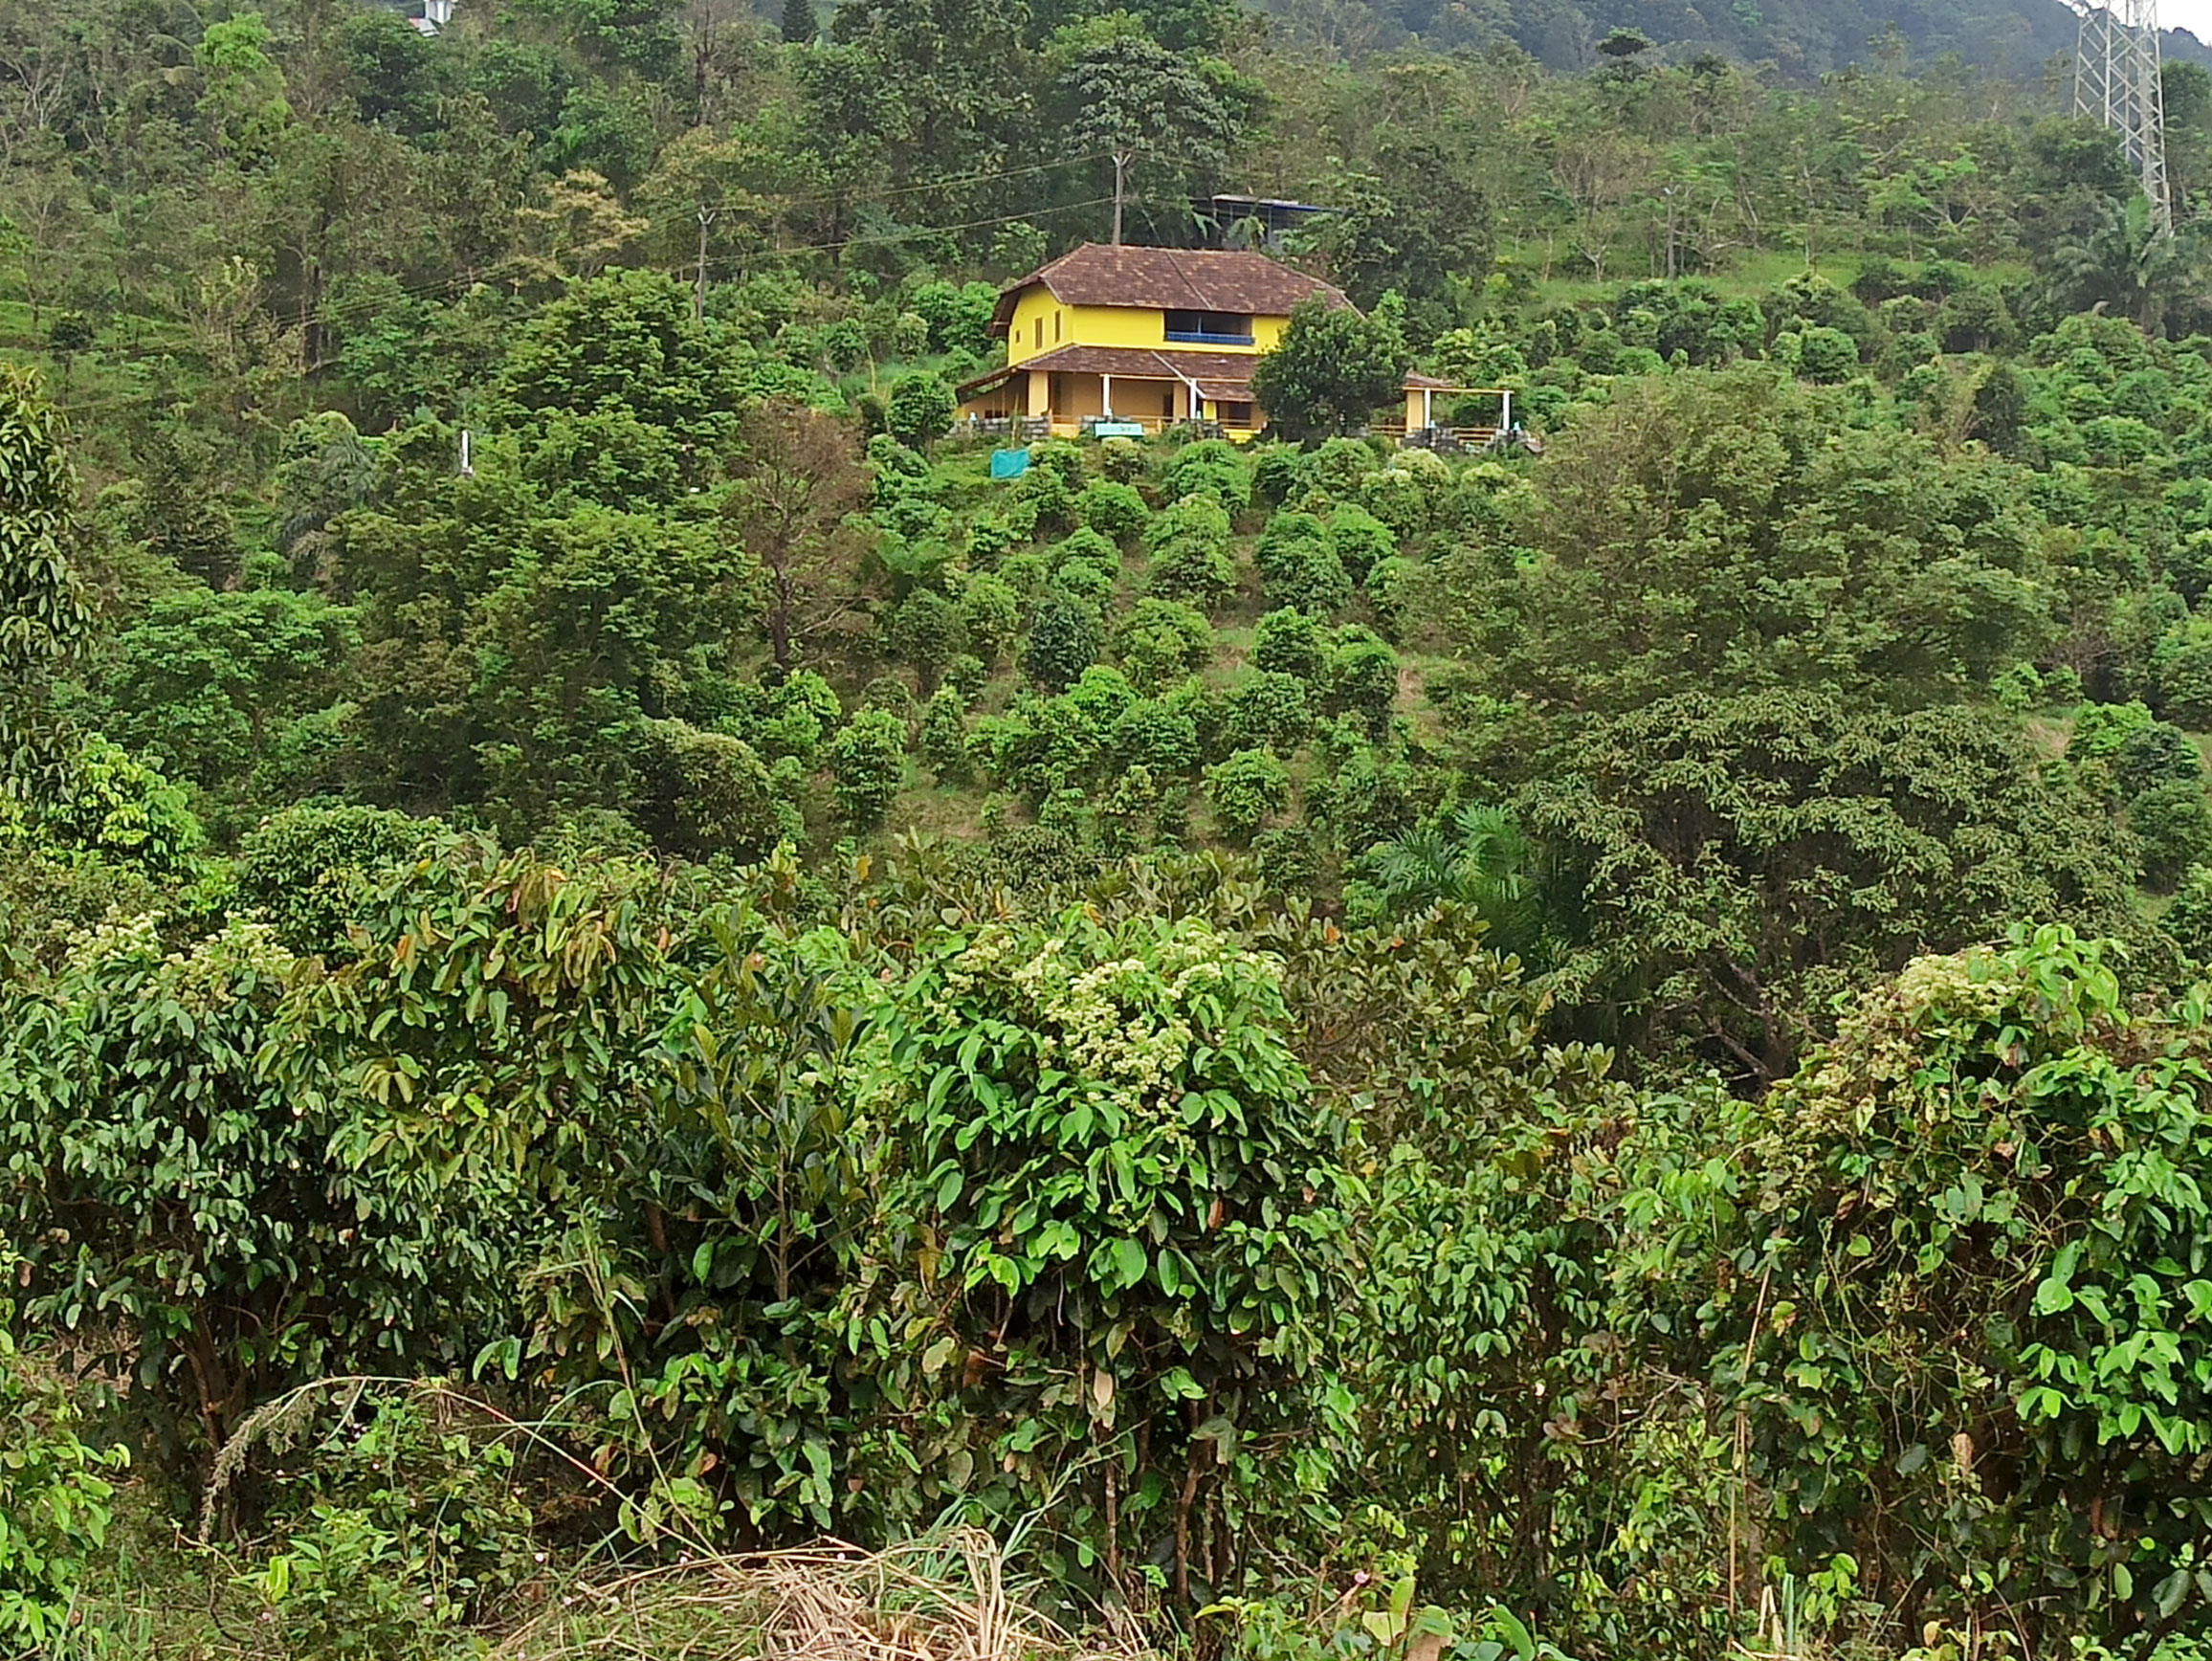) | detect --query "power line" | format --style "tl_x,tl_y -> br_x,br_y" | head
44,193 -> 1117,421
28,150 -> 1117,415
